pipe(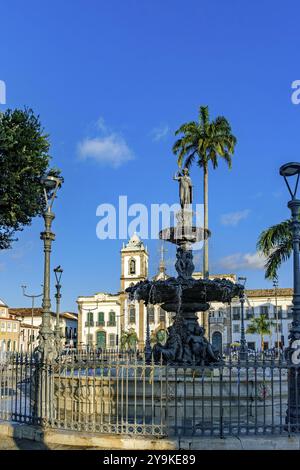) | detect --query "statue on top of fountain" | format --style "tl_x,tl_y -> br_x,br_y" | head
173,168 -> 193,209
